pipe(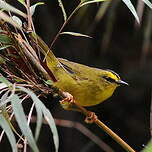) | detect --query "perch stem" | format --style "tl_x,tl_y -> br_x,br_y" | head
73,102 -> 136,152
